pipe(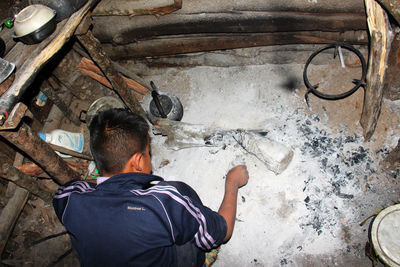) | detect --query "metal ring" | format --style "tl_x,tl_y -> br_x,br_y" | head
303,43 -> 367,100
